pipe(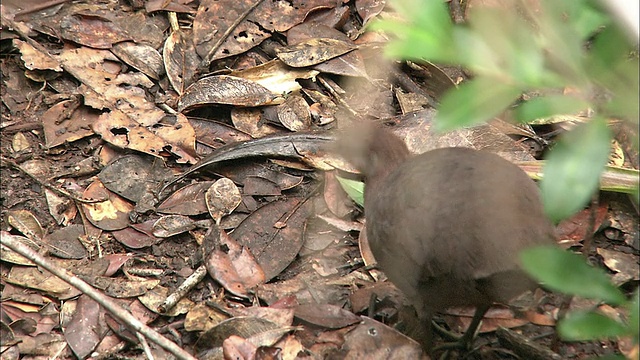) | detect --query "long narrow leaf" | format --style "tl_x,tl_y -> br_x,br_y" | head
520,246 -> 626,305
541,117 -> 611,222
